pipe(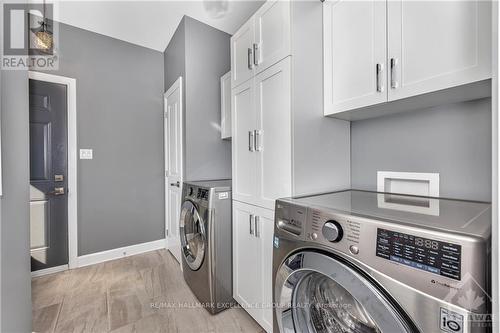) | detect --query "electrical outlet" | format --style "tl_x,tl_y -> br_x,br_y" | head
79,149 -> 93,160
